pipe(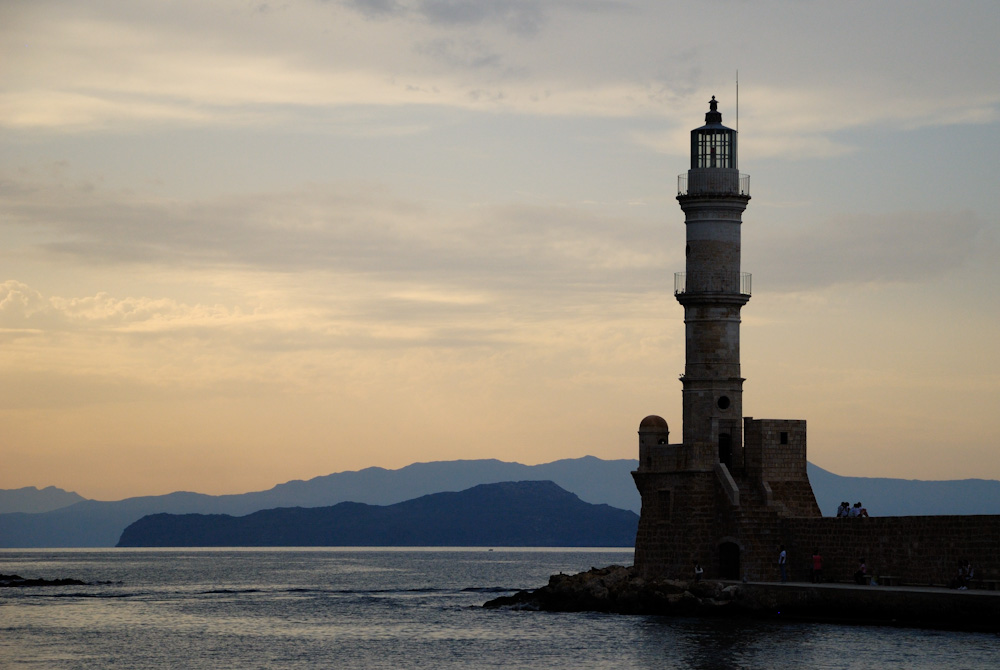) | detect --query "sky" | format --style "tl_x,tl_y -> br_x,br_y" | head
2,0 -> 999,501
